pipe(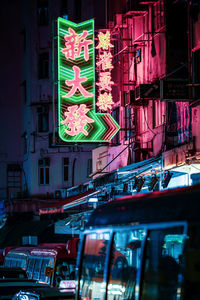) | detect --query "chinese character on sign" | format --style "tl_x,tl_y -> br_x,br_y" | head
61,104 -> 94,136
58,18 -> 120,142
61,27 -> 93,61
96,93 -> 114,111
96,72 -> 114,91
96,52 -> 113,71
96,31 -> 114,50
96,30 -> 114,112
62,66 -> 94,98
